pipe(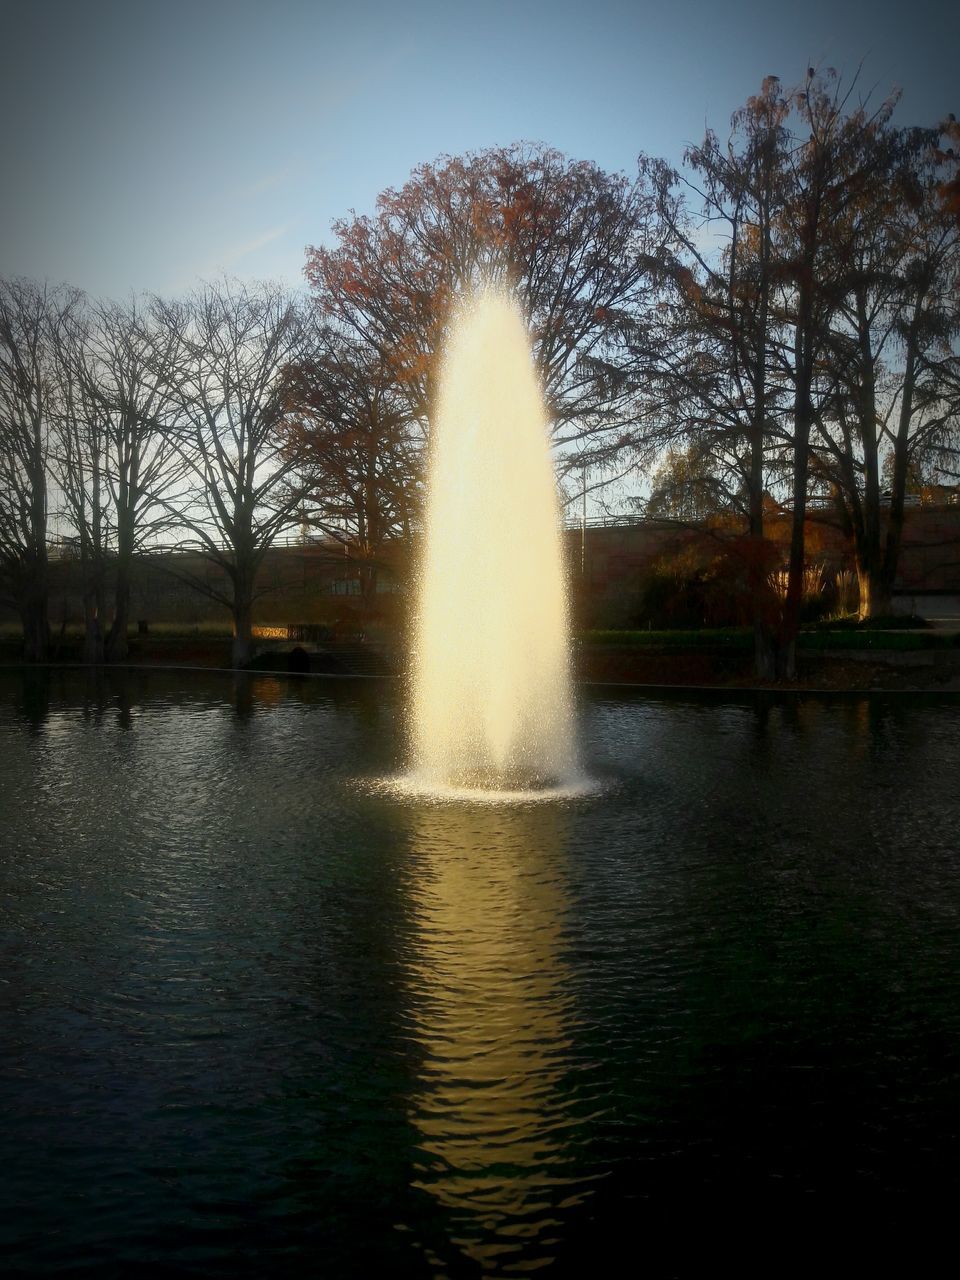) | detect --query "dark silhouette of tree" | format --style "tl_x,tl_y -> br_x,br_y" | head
767,72 -> 892,675
156,279 -> 312,667
650,76 -> 792,676
283,326 -> 419,599
646,71 -> 953,671
52,298 -> 110,663
87,299 -> 187,659
811,118 -> 960,616
52,297 -> 187,662
0,280 -> 78,662
644,445 -> 733,521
